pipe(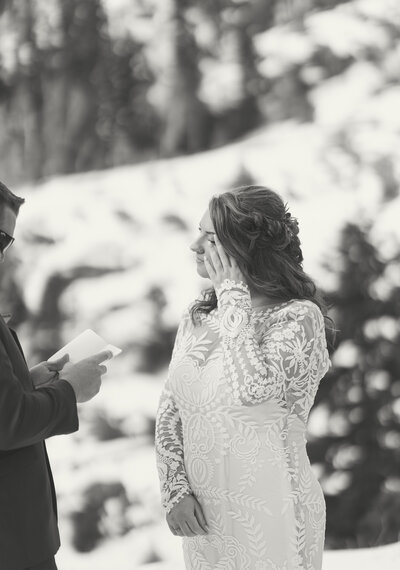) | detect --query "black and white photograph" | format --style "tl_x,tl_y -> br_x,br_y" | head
0,1 -> 399,569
